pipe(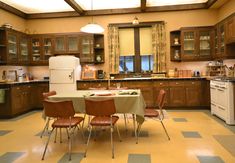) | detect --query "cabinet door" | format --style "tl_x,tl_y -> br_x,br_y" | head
80,35 -> 94,63
54,36 -> 66,53
185,81 -> 201,106
214,26 -> 219,58
181,30 -> 196,60
11,86 -> 24,115
226,16 -> 235,43
31,37 -> 43,63
198,29 -> 212,60
6,31 -> 18,63
19,34 -> 29,64
218,23 -> 226,57
169,81 -> 185,107
67,35 -> 79,53
42,36 -> 53,63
